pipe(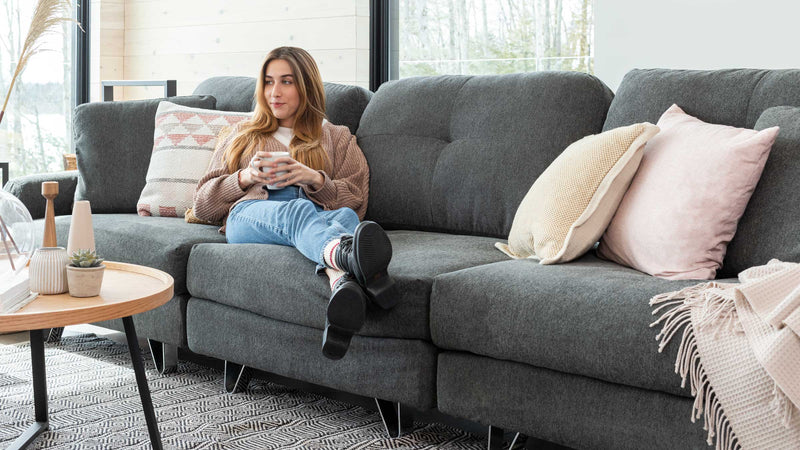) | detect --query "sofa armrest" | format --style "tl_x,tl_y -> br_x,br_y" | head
3,171 -> 78,219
